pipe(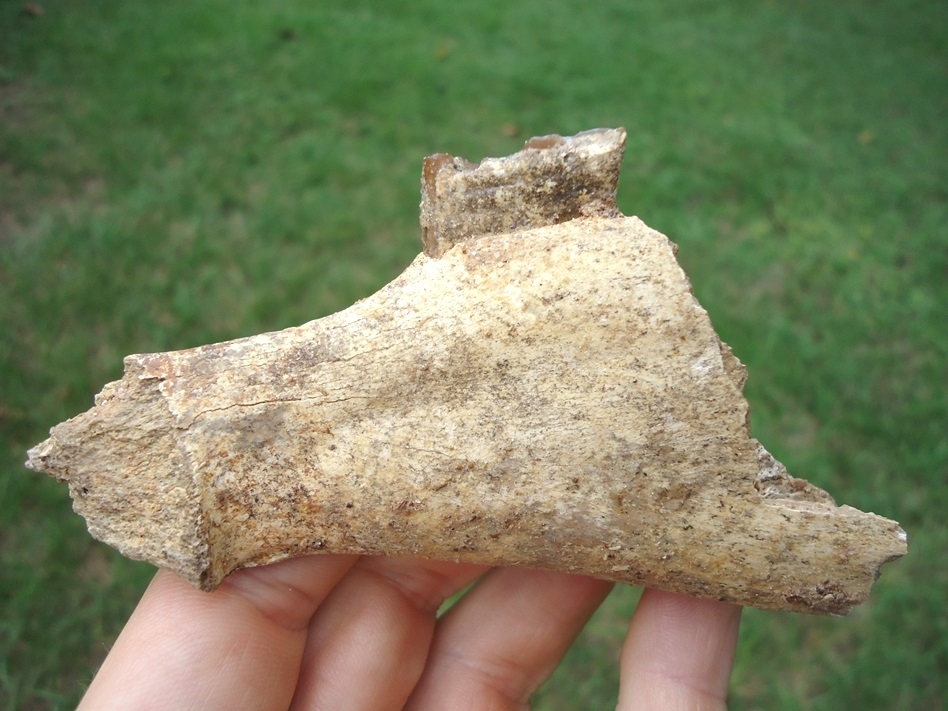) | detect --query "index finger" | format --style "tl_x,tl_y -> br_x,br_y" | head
77,554 -> 357,711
